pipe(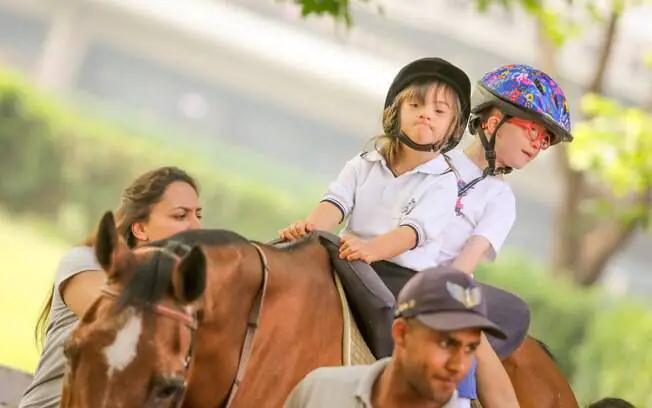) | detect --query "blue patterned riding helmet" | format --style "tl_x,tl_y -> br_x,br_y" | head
470,64 -> 572,146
